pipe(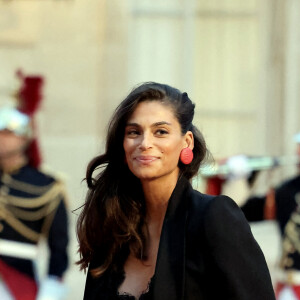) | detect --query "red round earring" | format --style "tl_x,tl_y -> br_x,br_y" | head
180,148 -> 193,164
